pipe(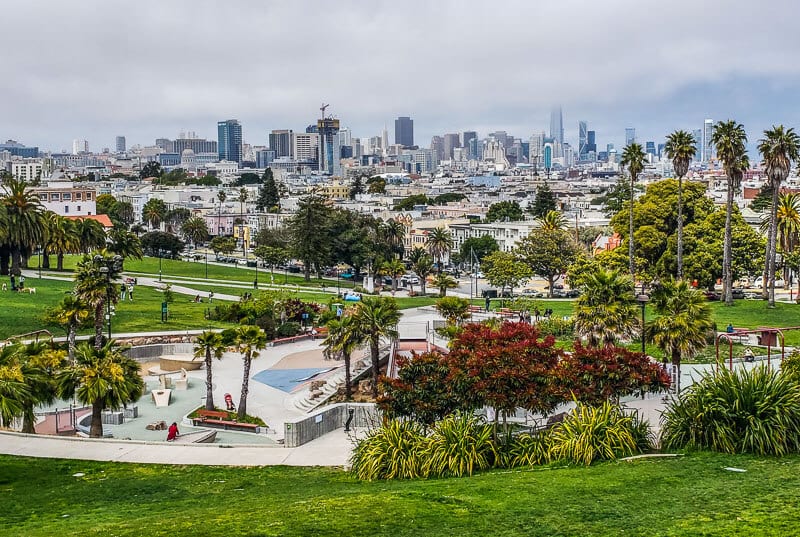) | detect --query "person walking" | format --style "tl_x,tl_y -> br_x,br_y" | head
120,284 -> 127,301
